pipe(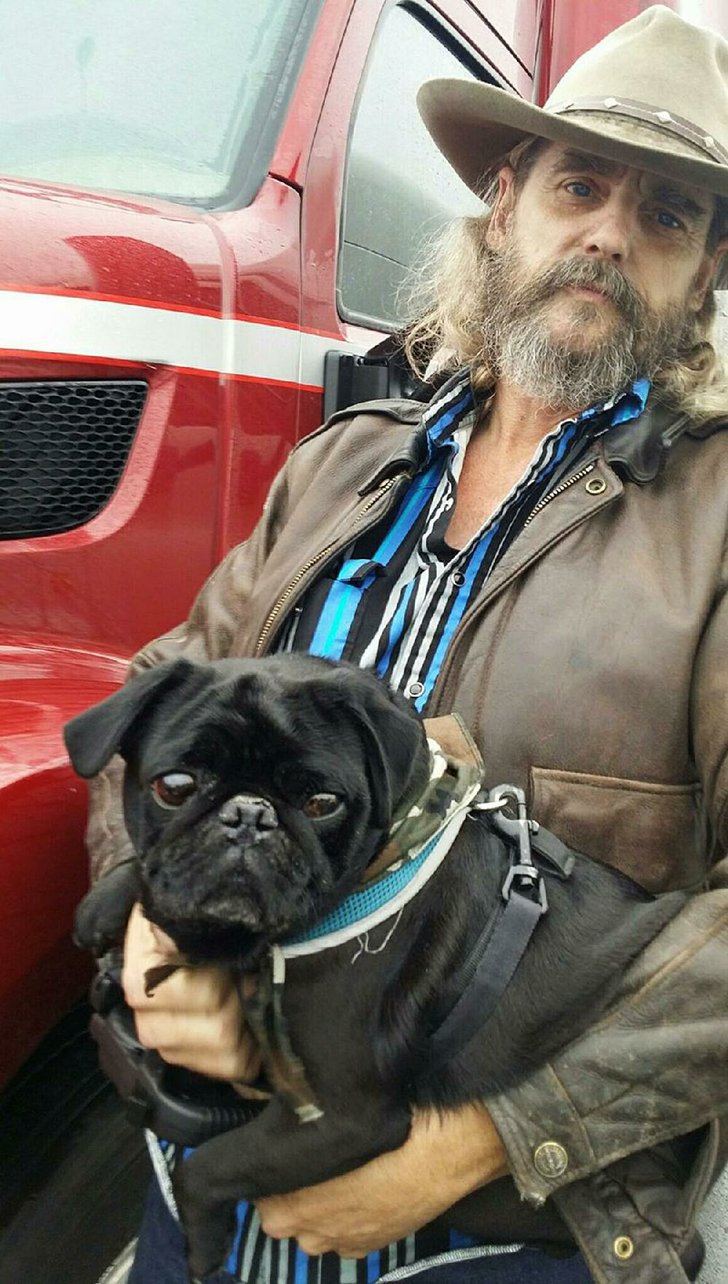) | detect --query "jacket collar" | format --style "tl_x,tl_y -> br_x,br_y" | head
601,398 -> 692,483
356,401 -> 429,495
354,390 -> 707,494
